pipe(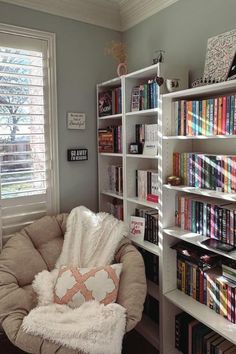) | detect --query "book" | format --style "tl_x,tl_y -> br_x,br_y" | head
130,216 -> 145,239
98,91 -> 112,116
